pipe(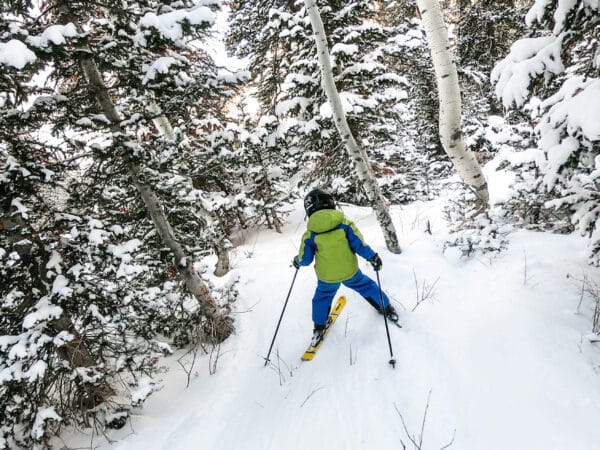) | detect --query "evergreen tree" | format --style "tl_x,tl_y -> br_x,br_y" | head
457,0 -> 531,158
492,0 -> 600,263
0,1 -> 245,445
374,3 -> 454,201
227,0 -> 440,205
